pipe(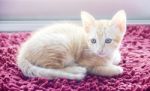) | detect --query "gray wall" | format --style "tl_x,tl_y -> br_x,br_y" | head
0,0 -> 150,20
